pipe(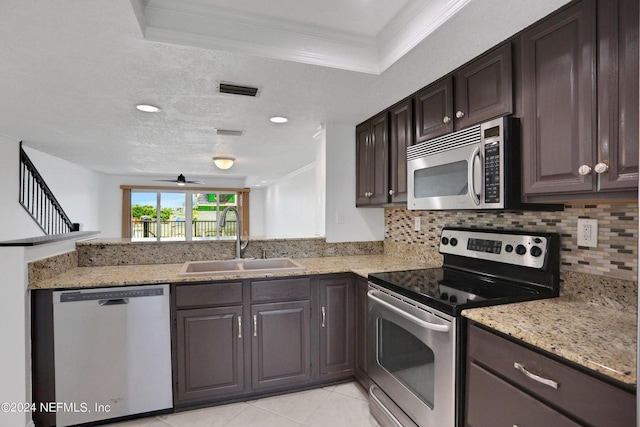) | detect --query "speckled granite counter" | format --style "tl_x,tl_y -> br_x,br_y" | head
463,298 -> 637,387
28,255 -> 429,290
